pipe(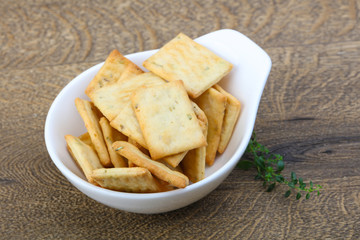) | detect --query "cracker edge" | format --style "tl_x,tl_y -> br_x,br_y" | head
113,141 -> 189,188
